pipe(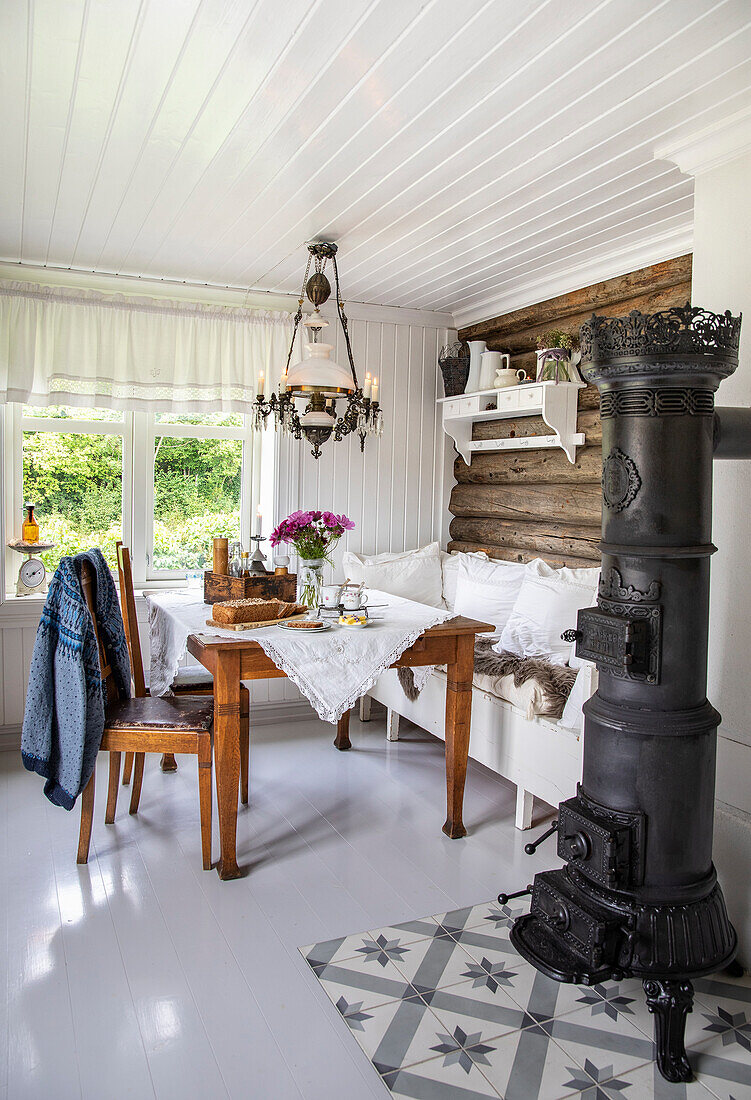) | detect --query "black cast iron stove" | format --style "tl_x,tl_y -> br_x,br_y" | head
507,304 -> 747,1083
